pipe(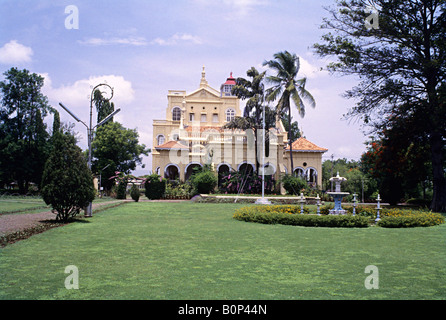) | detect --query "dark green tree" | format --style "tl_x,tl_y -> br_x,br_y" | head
263,51 -> 316,173
280,114 -> 301,143
313,0 -> 446,212
93,89 -> 115,123
52,110 -> 61,136
92,122 -> 150,192
0,68 -> 53,192
41,131 -> 95,222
